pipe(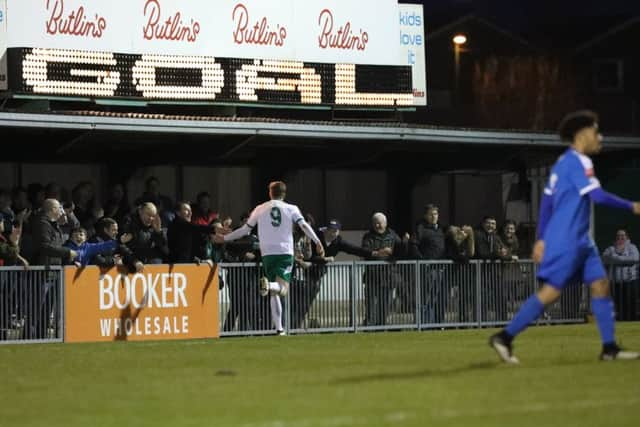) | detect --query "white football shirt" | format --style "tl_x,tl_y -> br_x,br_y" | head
247,199 -> 304,256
